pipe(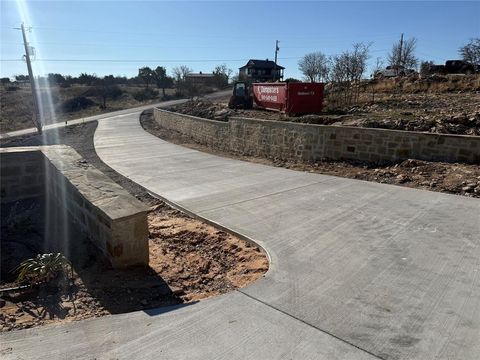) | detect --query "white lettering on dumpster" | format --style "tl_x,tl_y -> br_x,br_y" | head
258,86 -> 279,94
260,94 -> 278,102
257,86 -> 279,102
